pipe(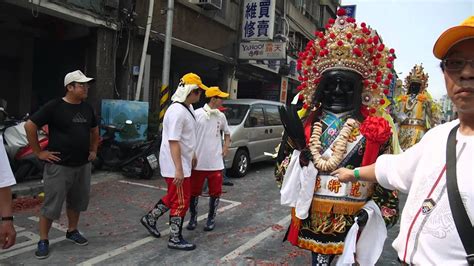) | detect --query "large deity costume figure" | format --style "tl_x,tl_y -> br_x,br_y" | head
396,64 -> 438,150
275,9 -> 399,265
